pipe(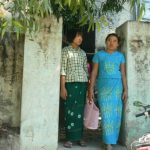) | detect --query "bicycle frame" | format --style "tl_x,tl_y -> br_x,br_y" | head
131,102 -> 150,150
